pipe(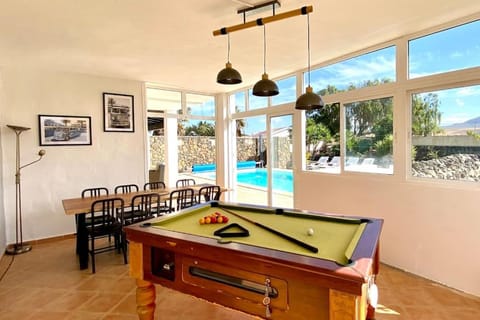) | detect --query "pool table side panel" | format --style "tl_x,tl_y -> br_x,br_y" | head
126,227 -> 371,296
126,224 -> 369,279
142,243 -> 332,320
